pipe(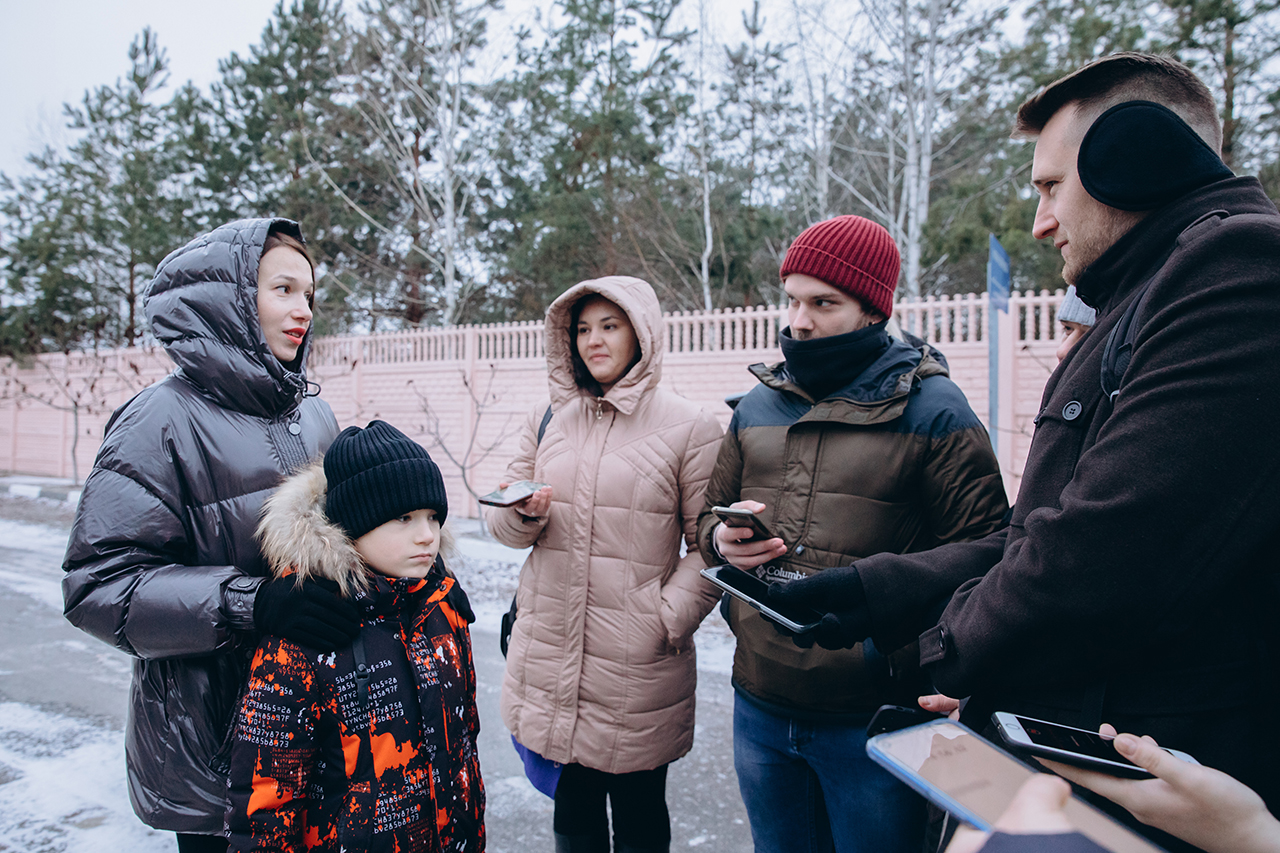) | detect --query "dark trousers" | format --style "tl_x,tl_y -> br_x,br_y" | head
175,834 -> 228,853
553,762 -> 671,847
